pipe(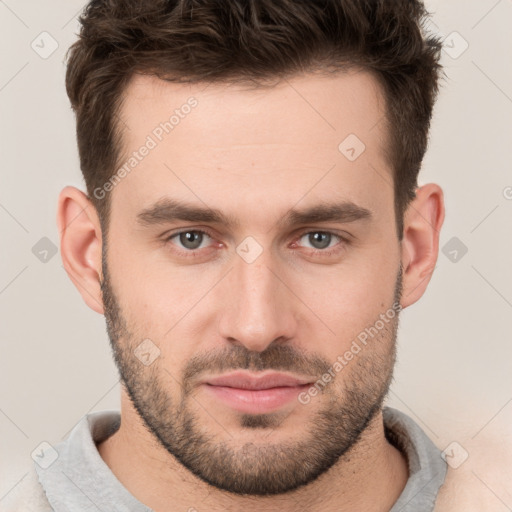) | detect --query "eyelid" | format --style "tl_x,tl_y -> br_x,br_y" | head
294,228 -> 352,242
163,225 -> 214,237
